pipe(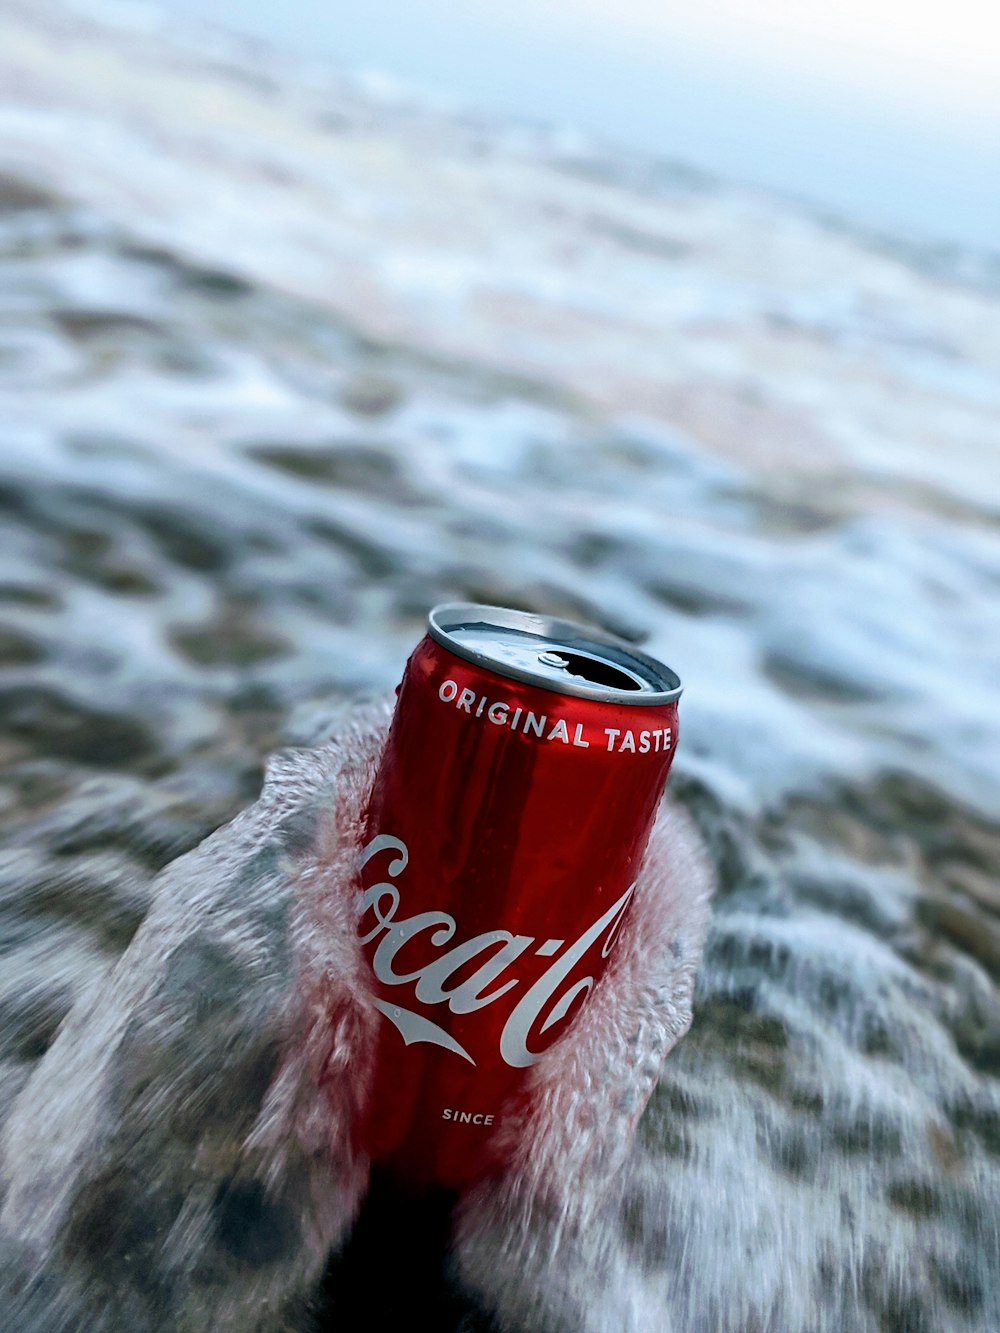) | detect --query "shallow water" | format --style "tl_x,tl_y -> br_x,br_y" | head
1,3 -> 999,1330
